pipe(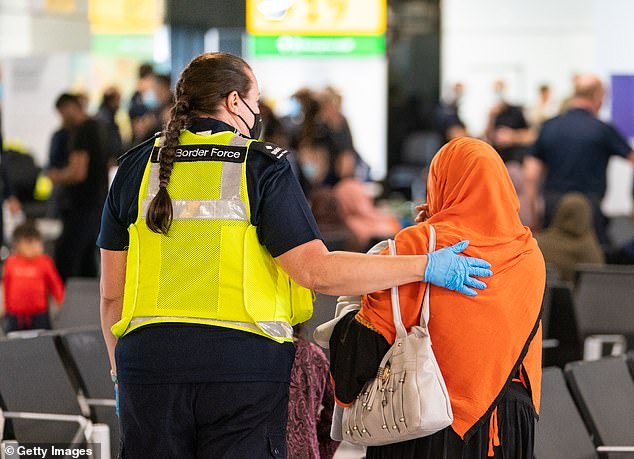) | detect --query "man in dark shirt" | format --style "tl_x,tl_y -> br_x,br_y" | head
48,99 -> 73,218
95,87 -> 124,164
486,80 -> 535,163
48,93 -> 108,281
524,75 -> 634,246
